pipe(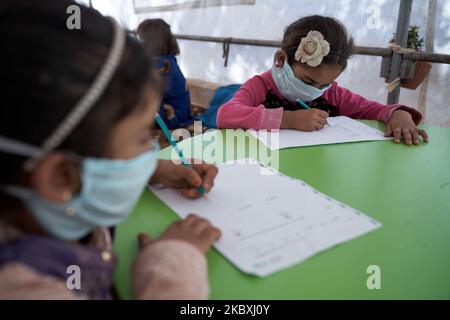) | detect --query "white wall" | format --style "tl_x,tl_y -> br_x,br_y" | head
87,0 -> 450,127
